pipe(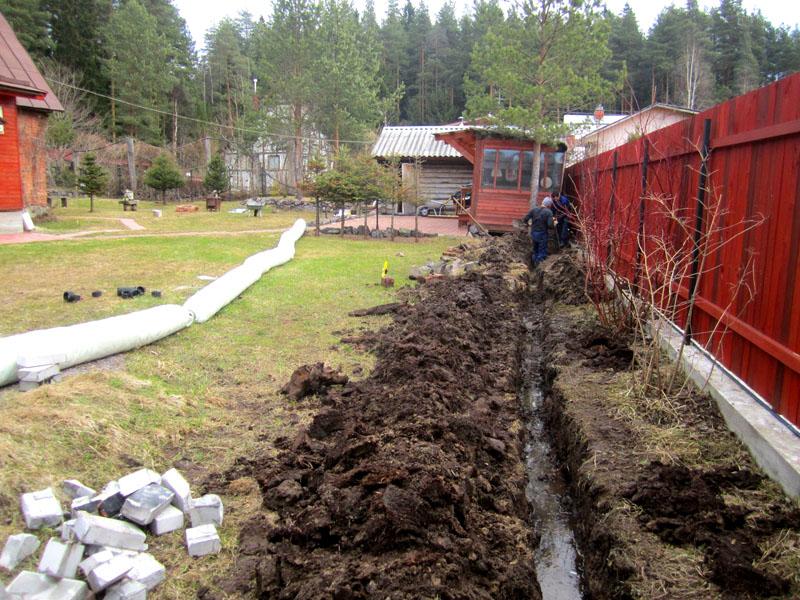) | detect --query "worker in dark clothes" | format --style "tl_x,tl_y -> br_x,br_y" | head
552,191 -> 571,248
523,197 -> 554,266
